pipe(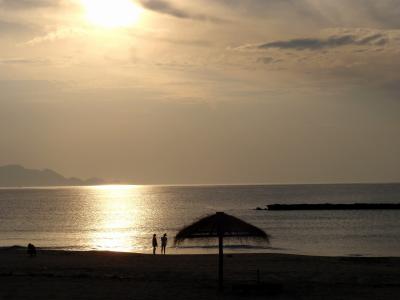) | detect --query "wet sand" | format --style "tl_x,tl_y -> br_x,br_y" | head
1,248 -> 400,300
